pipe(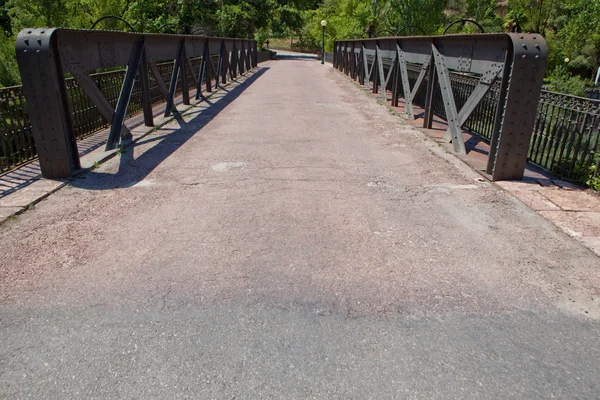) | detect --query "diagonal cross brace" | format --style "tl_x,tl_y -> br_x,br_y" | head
396,45 -> 415,119
431,44 -> 465,154
409,56 -> 431,105
376,45 -> 396,102
363,48 -> 377,90
145,51 -> 178,116
441,66 -> 502,142
195,40 -> 210,100
164,40 -> 185,118
105,39 -> 145,150
64,61 -> 133,140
